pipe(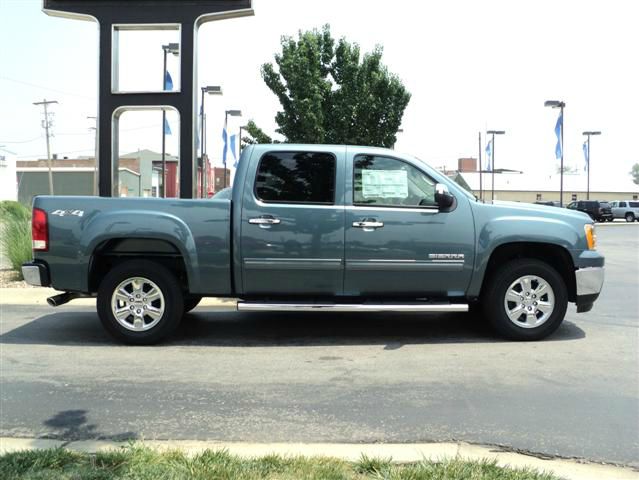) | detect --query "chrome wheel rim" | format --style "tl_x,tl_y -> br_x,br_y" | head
503,275 -> 555,329
111,277 -> 164,332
